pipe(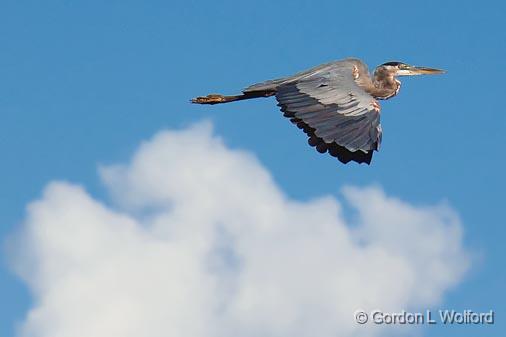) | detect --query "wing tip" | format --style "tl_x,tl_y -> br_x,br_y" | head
308,138 -> 375,165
